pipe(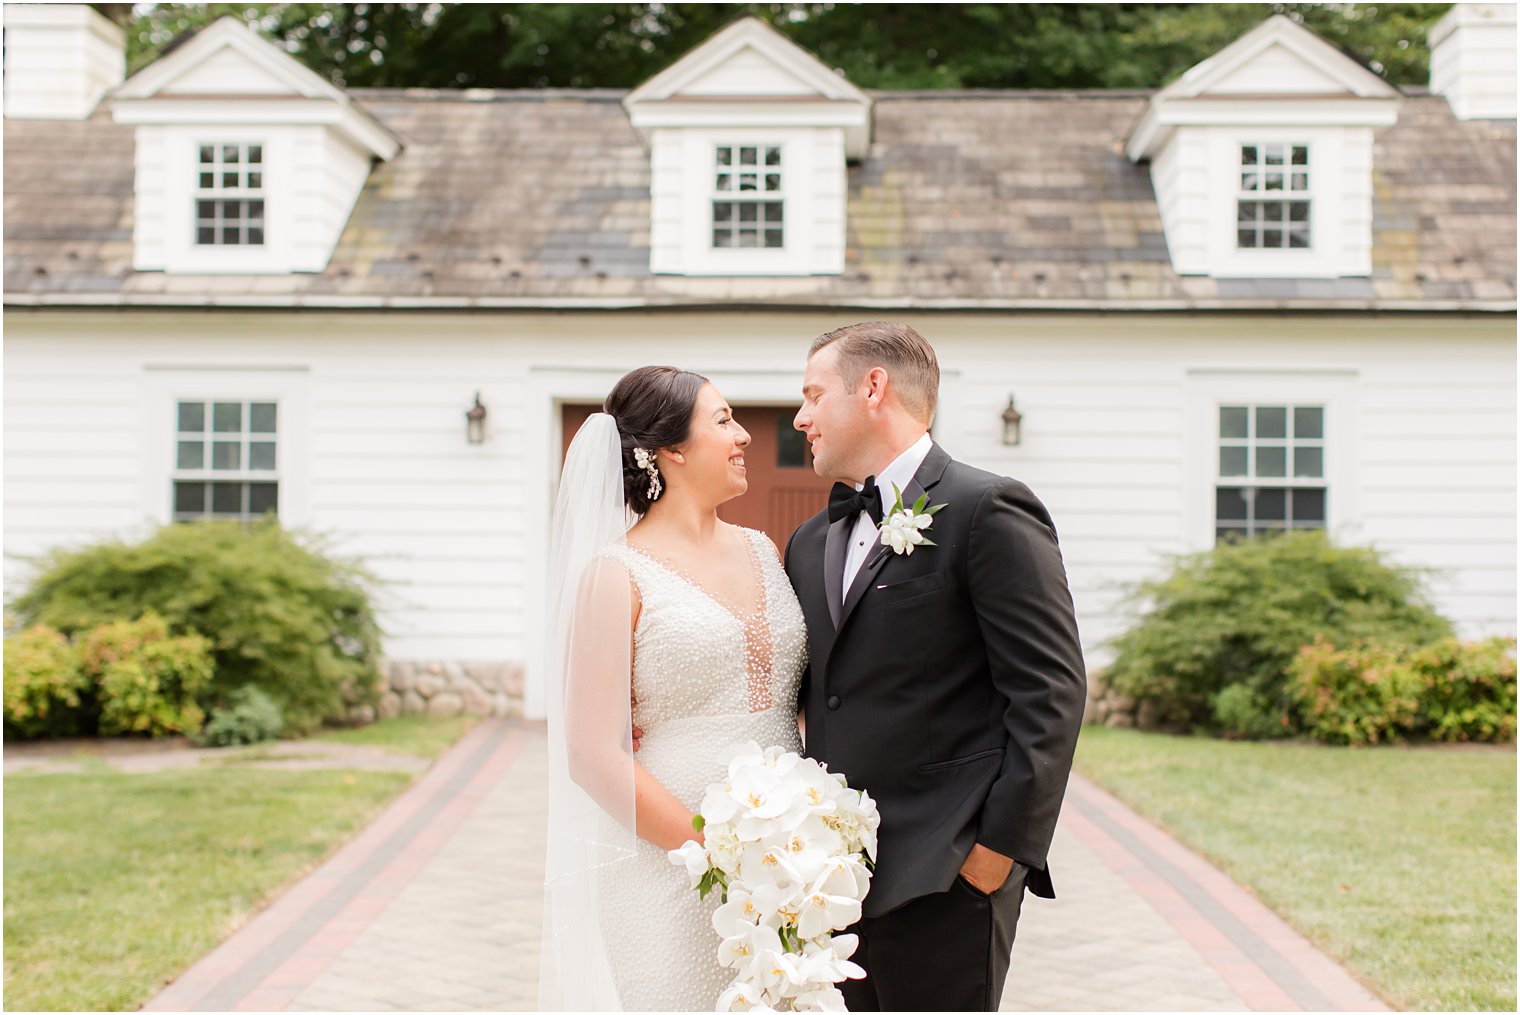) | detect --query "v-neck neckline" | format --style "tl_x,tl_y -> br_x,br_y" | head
625,528 -> 768,623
